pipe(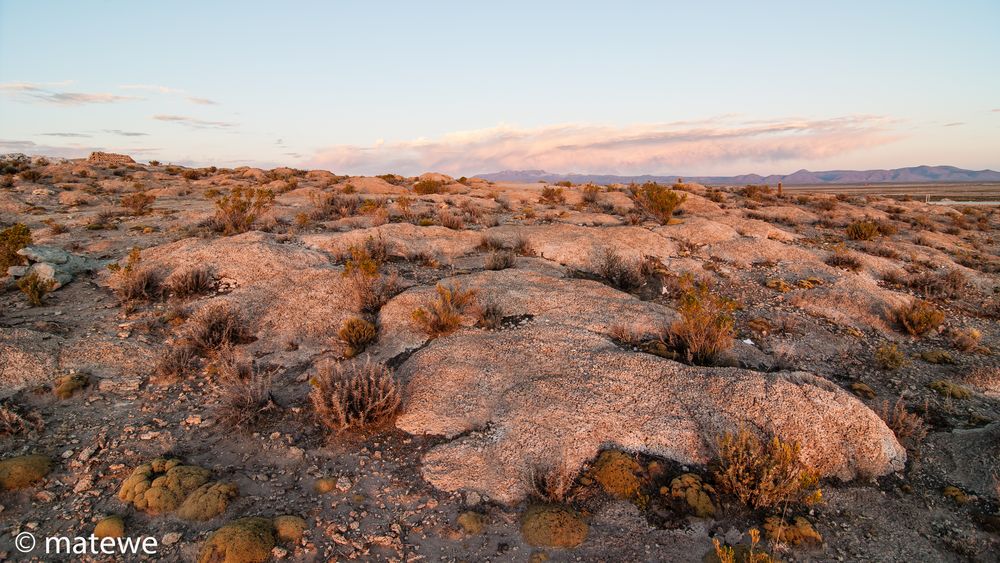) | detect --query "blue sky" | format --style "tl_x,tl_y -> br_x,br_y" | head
1,0 -> 998,175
